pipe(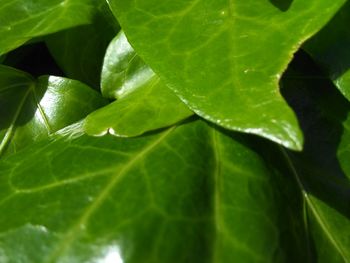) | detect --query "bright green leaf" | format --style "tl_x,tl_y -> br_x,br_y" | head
100,31 -> 154,99
1,1 -> 350,262
108,0 -> 346,150
0,120 -> 305,262
84,32 -> 193,137
84,80 -> 193,137
0,65 -> 107,156
0,0 -> 97,56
